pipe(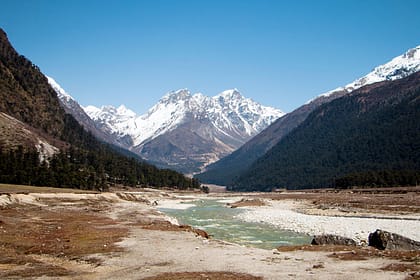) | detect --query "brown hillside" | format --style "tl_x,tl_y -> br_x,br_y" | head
0,29 -> 65,138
